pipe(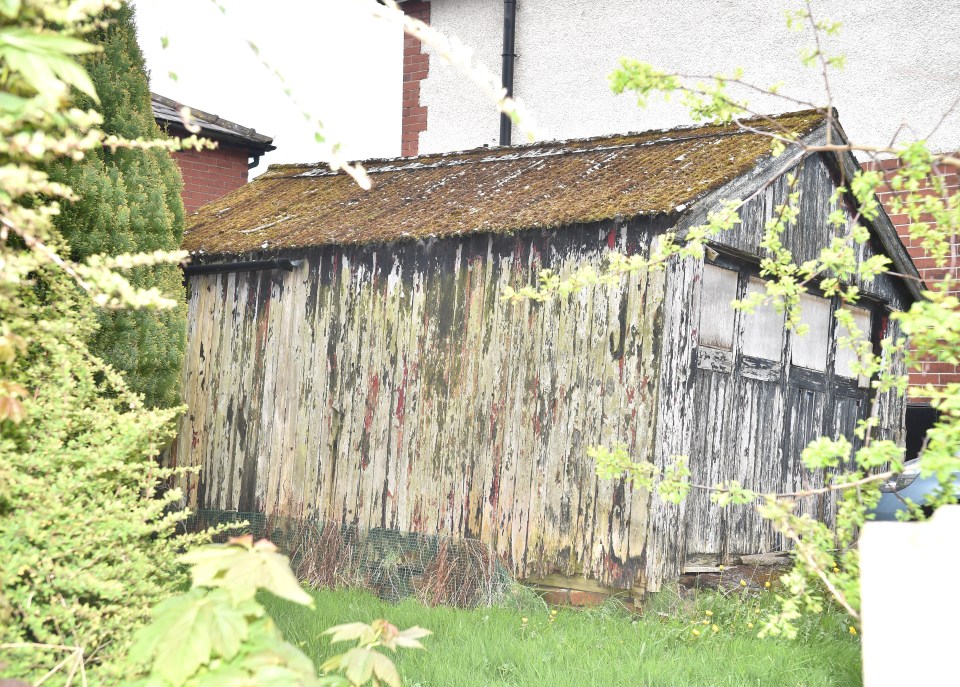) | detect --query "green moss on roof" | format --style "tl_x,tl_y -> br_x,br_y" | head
183,110 -> 825,256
